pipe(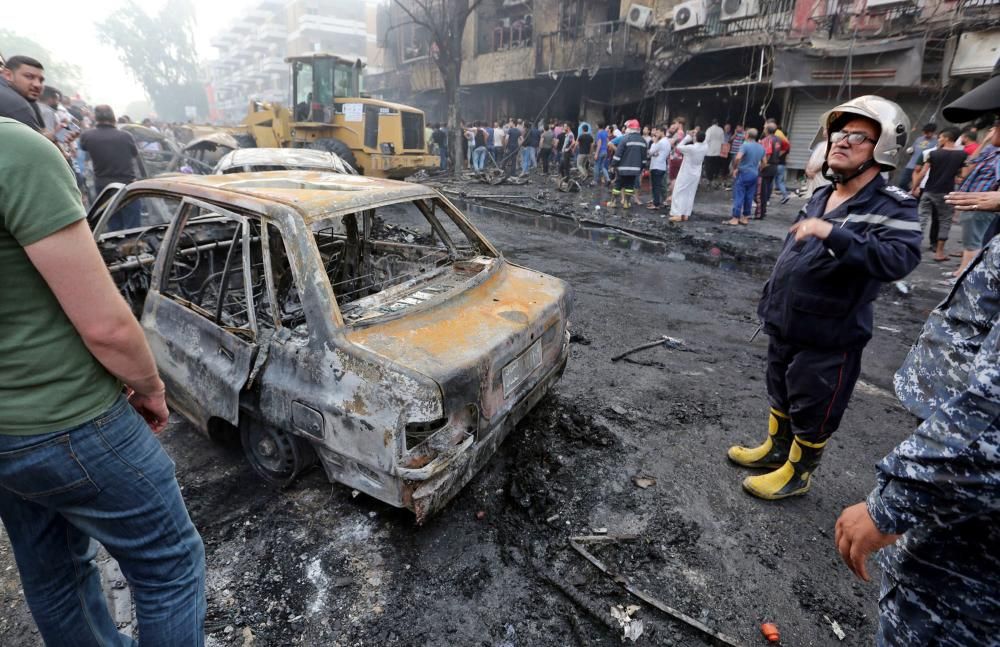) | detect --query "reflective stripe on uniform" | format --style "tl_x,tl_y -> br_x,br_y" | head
833,213 -> 921,231
617,166 -> 641,172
